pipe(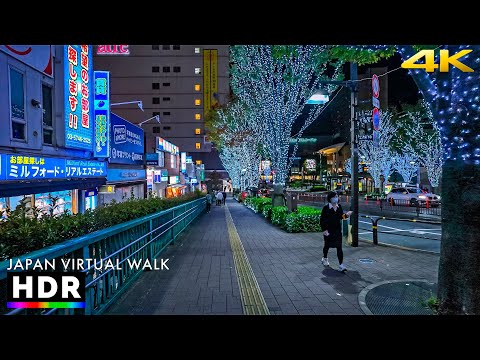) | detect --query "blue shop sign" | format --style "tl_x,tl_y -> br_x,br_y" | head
146,153 -> 159,165
93,71 -> 110,158
110,113 -> 144,165
64,45 -> 94,151
0,154 -> 107,181
107,168 -> 146,182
